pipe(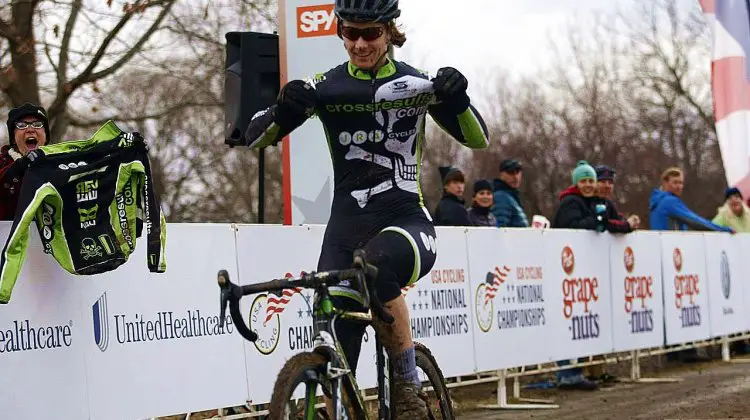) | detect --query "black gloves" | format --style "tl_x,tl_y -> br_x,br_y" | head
275,80 -> 317,127
432,67 -> 470,113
